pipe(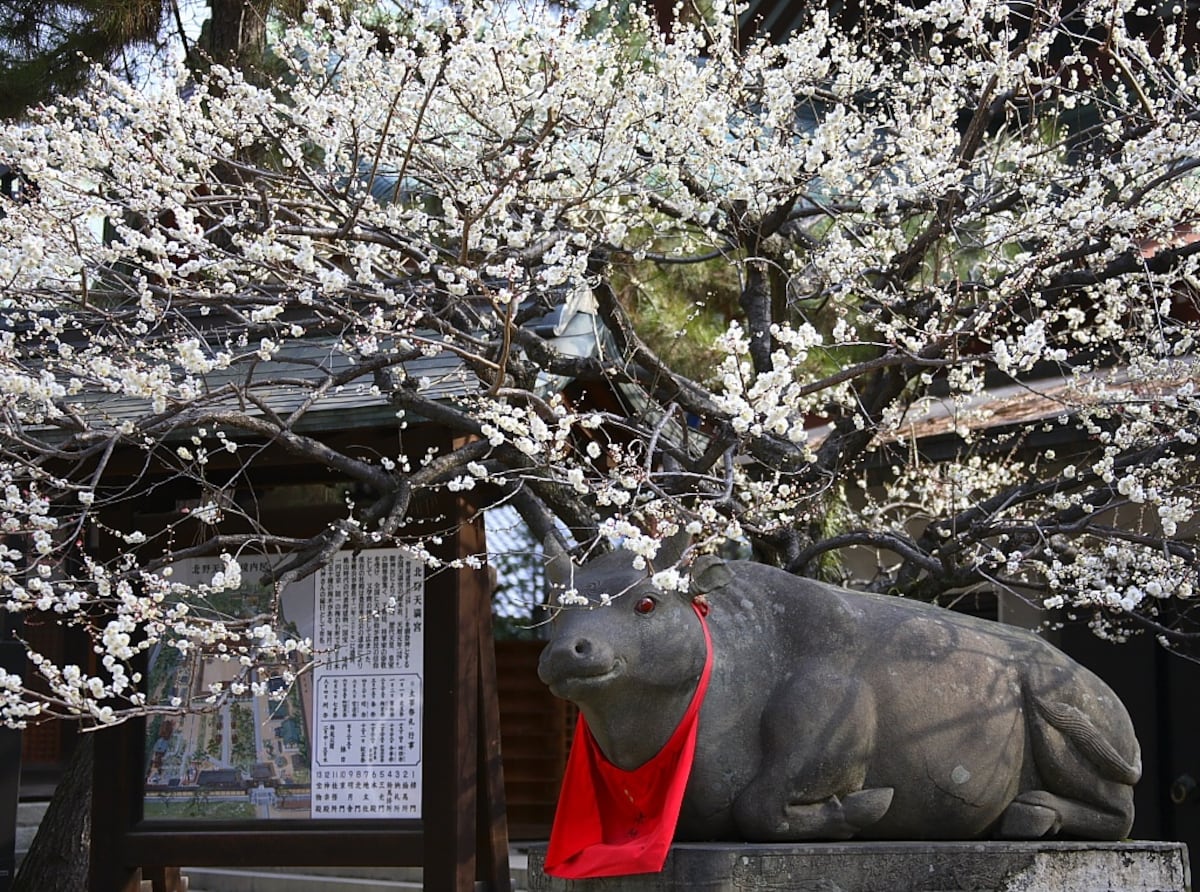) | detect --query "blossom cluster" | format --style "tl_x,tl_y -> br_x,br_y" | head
0,0 -> 1197,723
